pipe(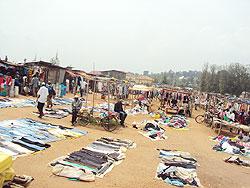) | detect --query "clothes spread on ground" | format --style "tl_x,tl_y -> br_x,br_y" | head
50,137 -> 136,182
0,119 -> 87,157
3,175 -> 34,188
158,115 -> 189,129
156,149 -> 202,187
137,121 -> 166,141
224,156 -> 250,167
150,110 -> 168,119
52,98 -> 73,105
0,98 -> 36,108
212,136 -> 250,157
33,108 -> 71,119
0,97 -> 73,109
125,104 -> 149,115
